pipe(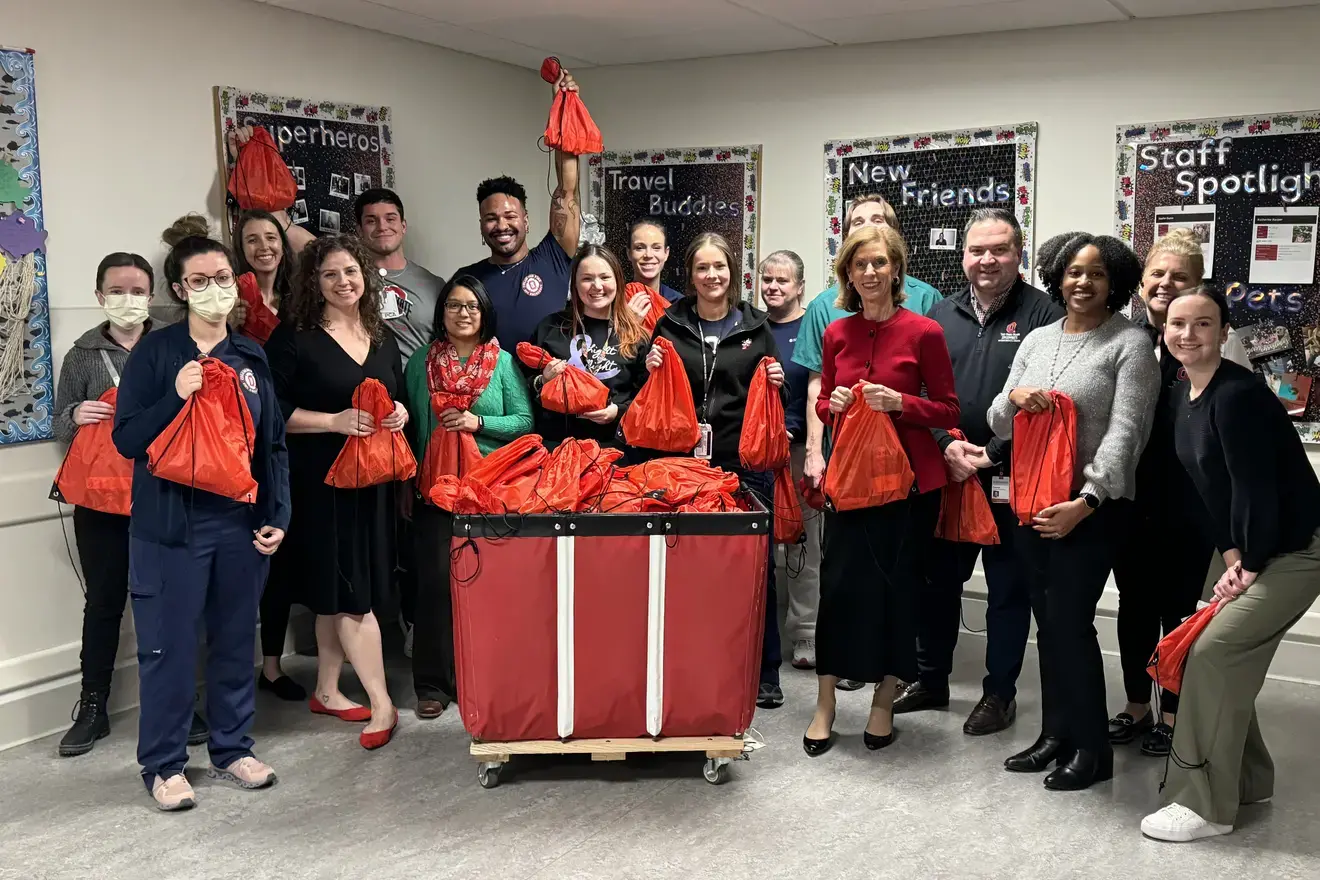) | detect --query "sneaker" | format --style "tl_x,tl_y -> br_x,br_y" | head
58,691 -> 110,757
756,681 -> 785,709
207,756 -> 277,790
403,623 -> 415,659
1141,721 -> 1174,757
151,774 -> 197,812
188,712 -> 209,746
1140,803 -> 1232,842
836,679 -> 866,692
791,639 -> 816,670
